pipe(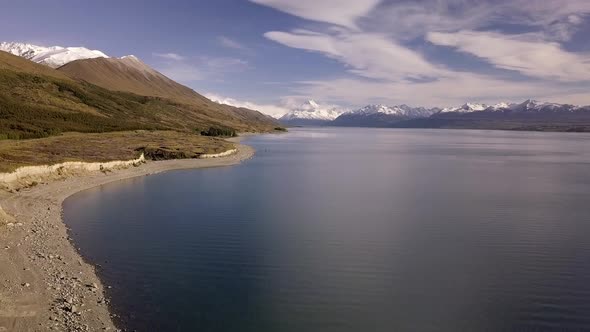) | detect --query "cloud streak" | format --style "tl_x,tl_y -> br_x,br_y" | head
247,0 -> 590,107
427,30 -> 590,82
265,29 -> 448,81
153,54 -> 249,83
152,52 -> 185,61
249,0 -> 381,30
218,36 -> 251,52
206,93 -> 290,118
